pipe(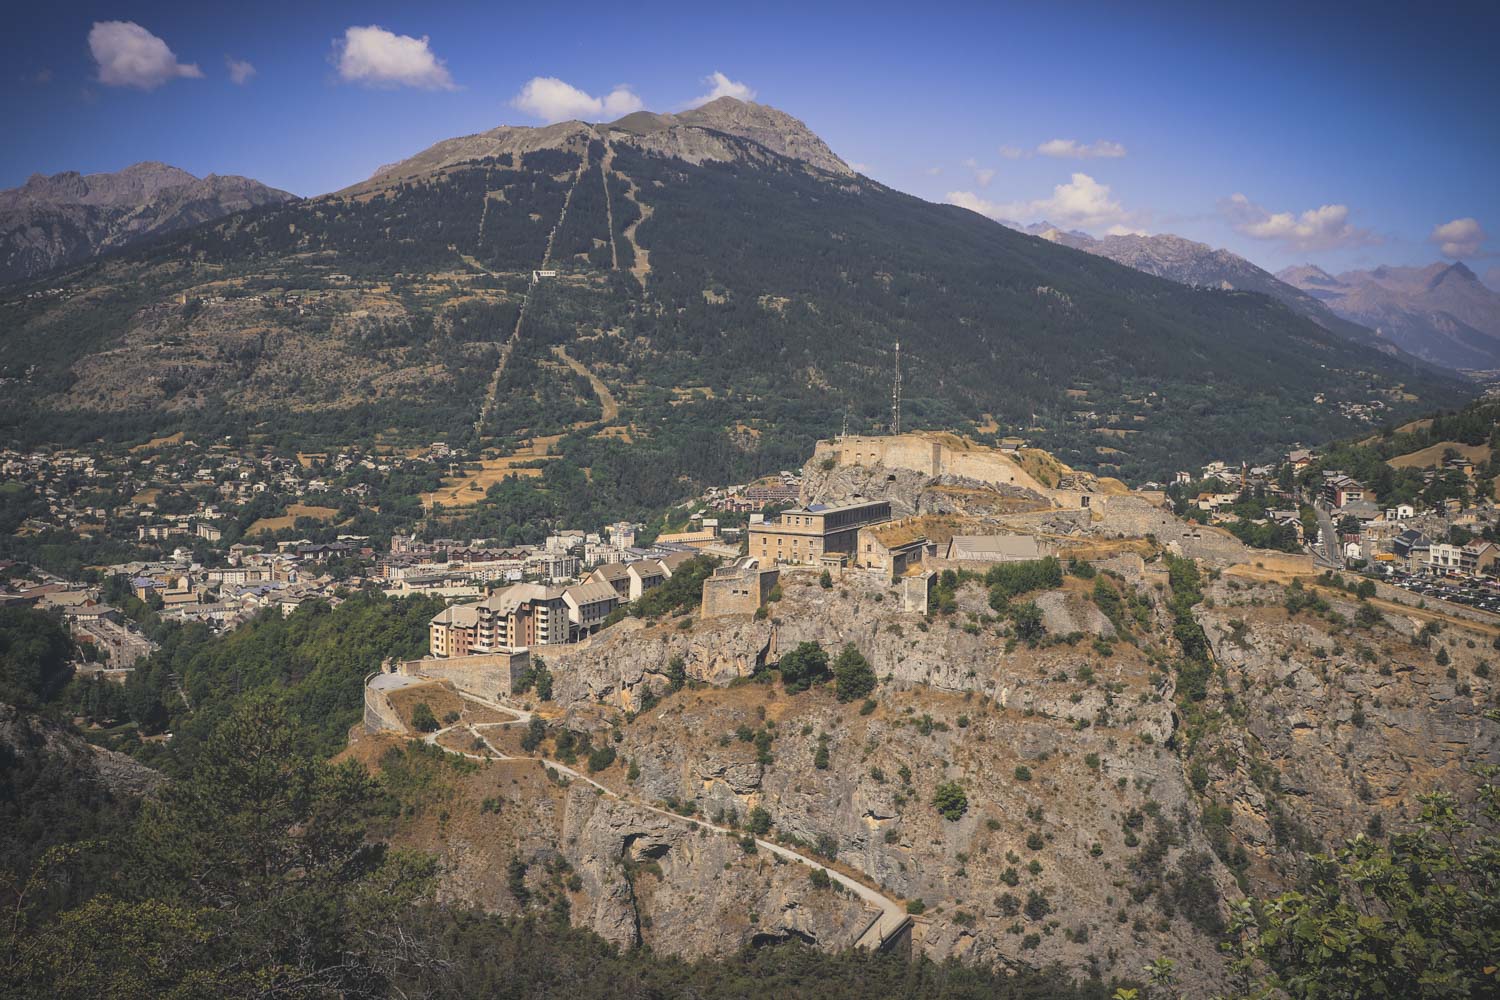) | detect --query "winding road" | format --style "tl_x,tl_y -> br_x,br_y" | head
411,688 -> 911,950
